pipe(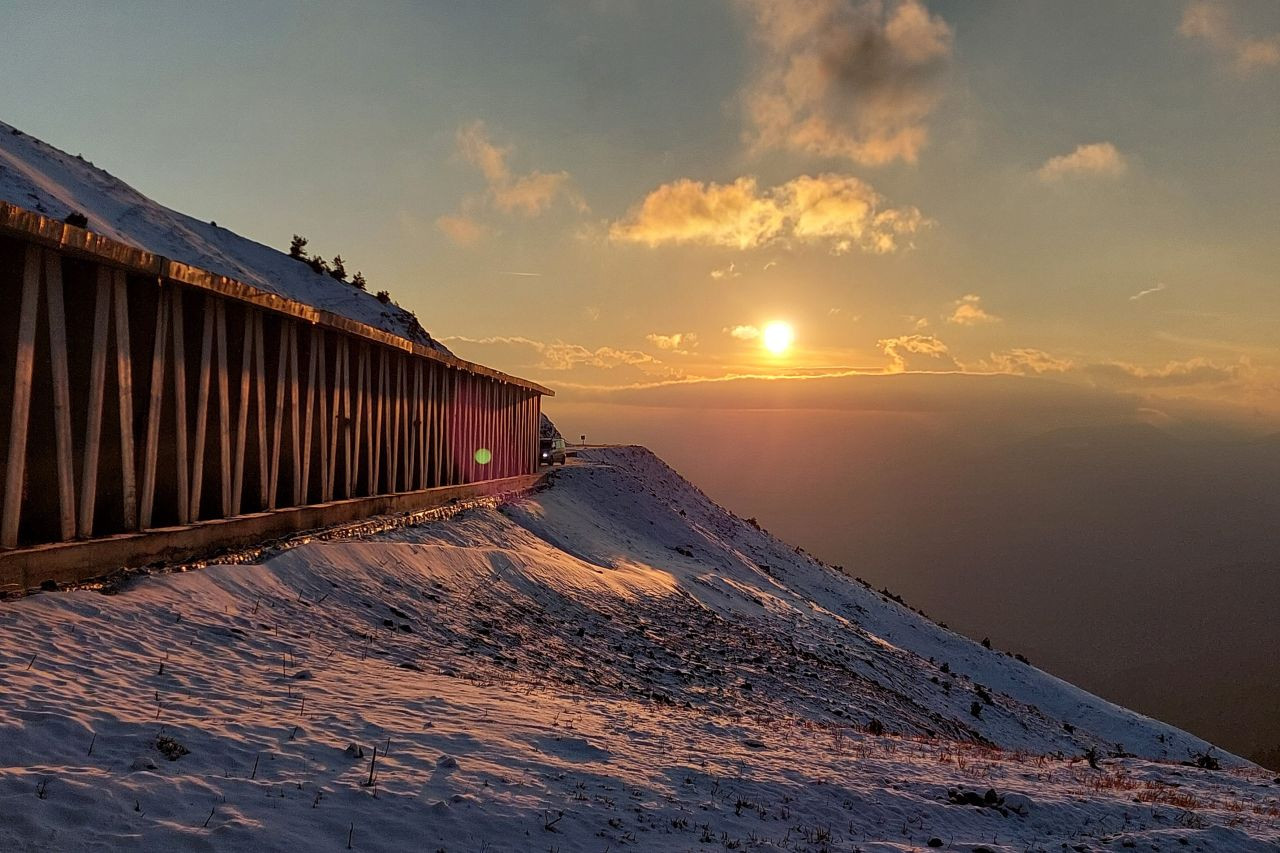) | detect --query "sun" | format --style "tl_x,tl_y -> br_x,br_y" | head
762,321 -> 795,355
